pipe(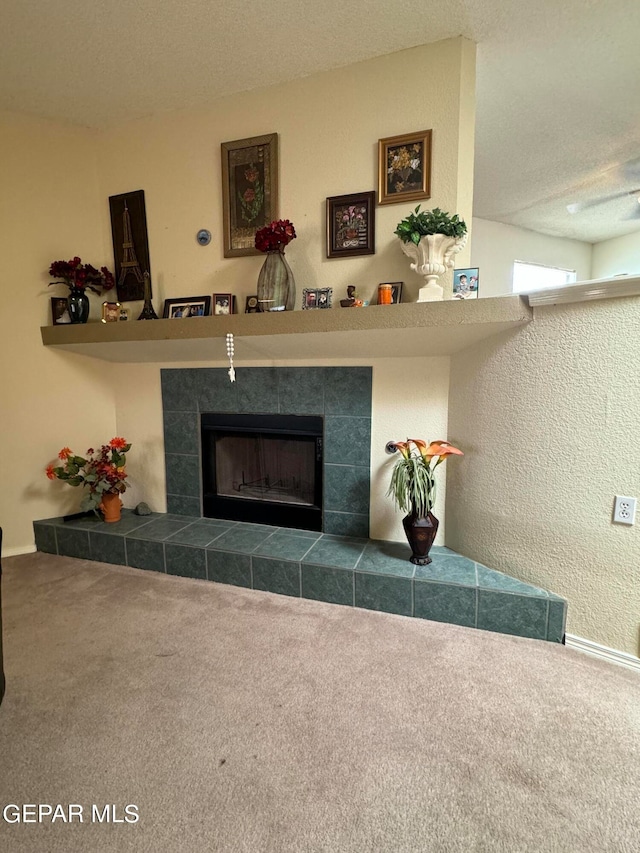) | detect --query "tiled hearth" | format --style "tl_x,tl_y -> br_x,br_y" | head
33,511 -> 567,643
